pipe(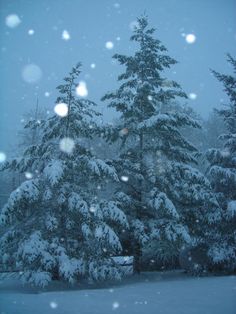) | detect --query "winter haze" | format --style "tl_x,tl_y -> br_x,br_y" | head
0,0 -> 236,155
0,2 -> 236,314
